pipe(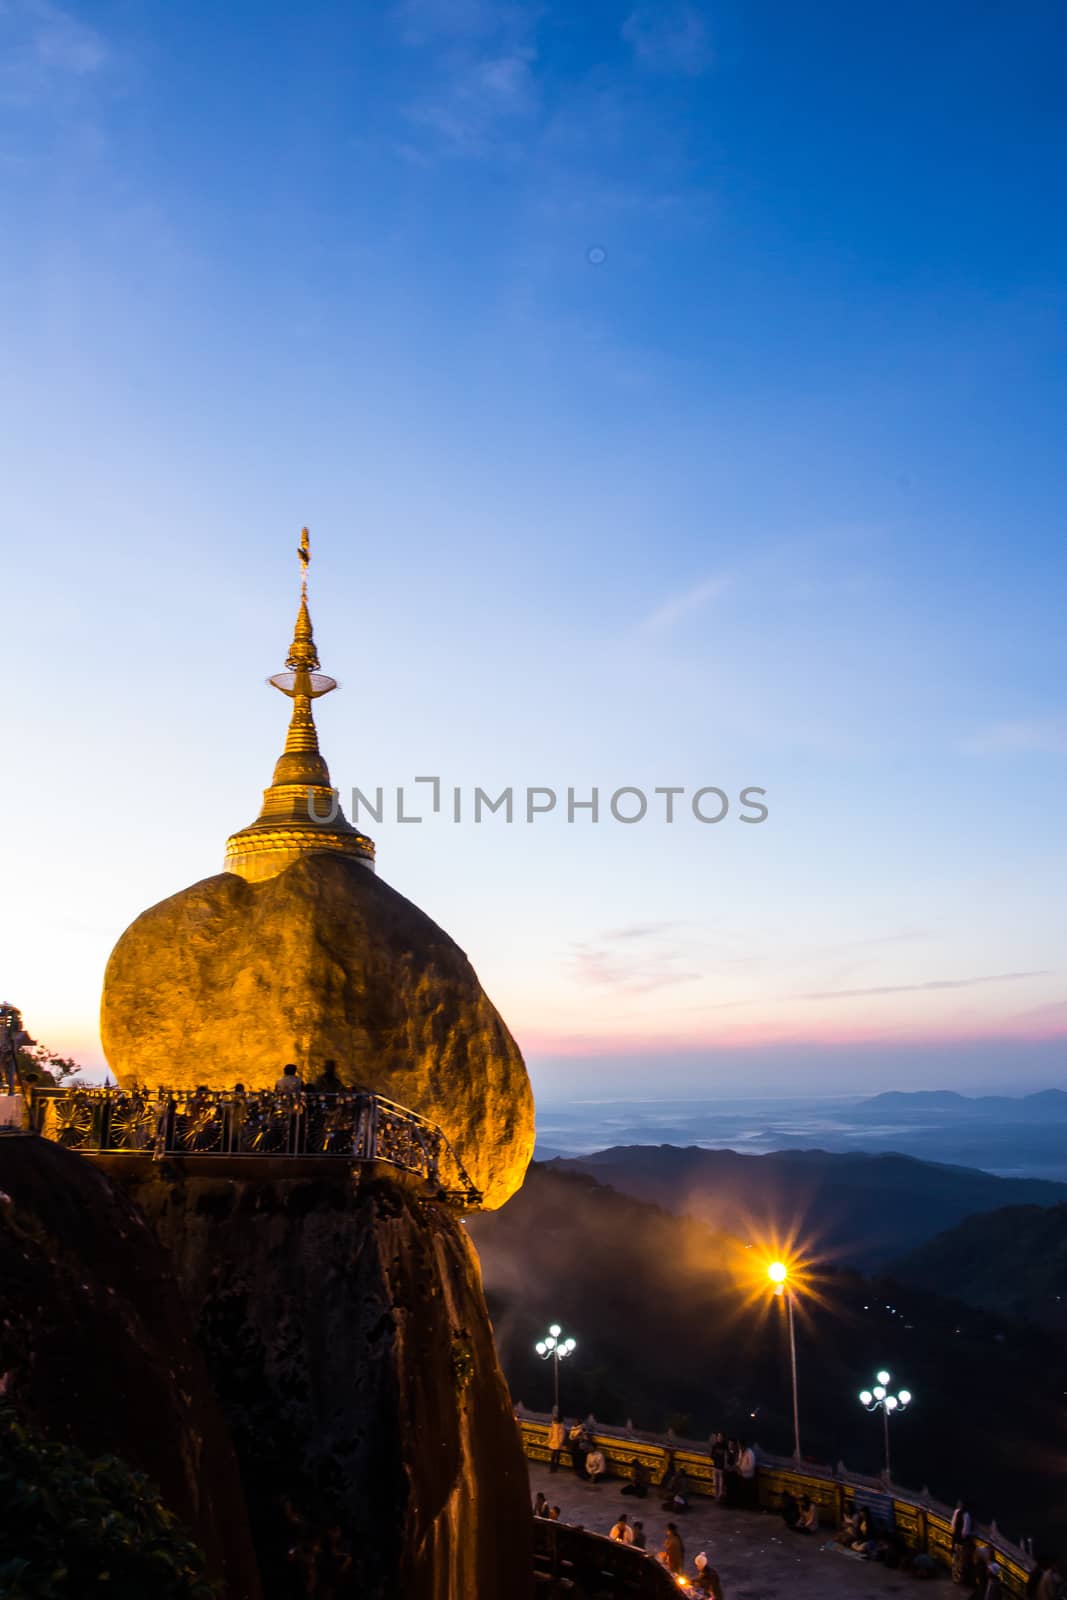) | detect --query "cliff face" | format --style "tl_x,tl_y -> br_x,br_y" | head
122,1164 -> 532,1600
0,1136 -> 261,1600
100,853 -> 534,1208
